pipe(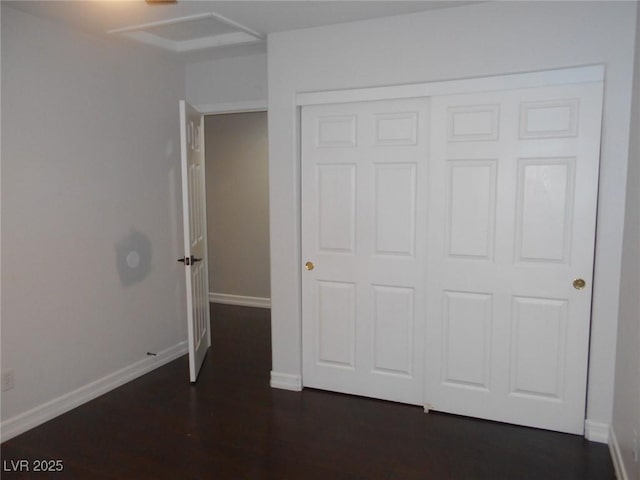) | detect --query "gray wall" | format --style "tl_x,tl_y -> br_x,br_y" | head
612,6 -> 640,478
1,5 -> 186,428
205,112 -> 270,300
